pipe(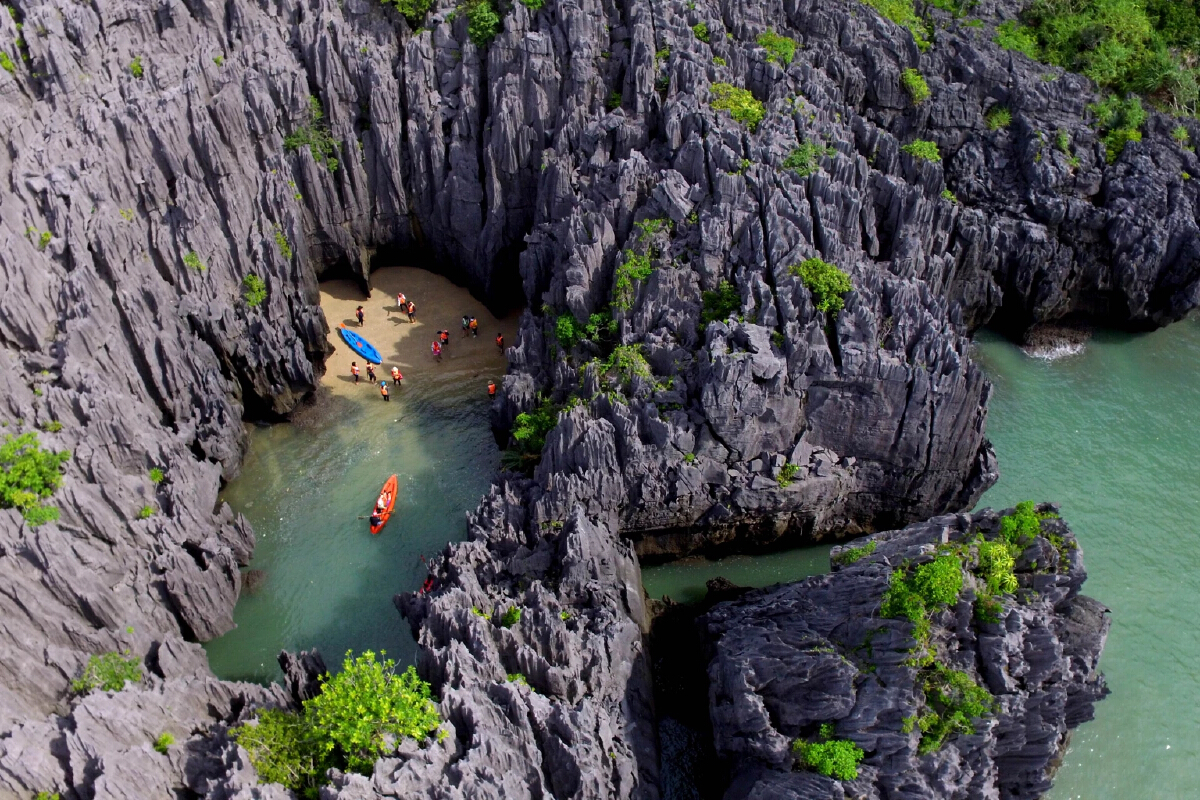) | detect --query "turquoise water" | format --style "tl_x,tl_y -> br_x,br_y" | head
645,317 -> 1200,798
204,374 -> 501,683
974,321 -> 1200,799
